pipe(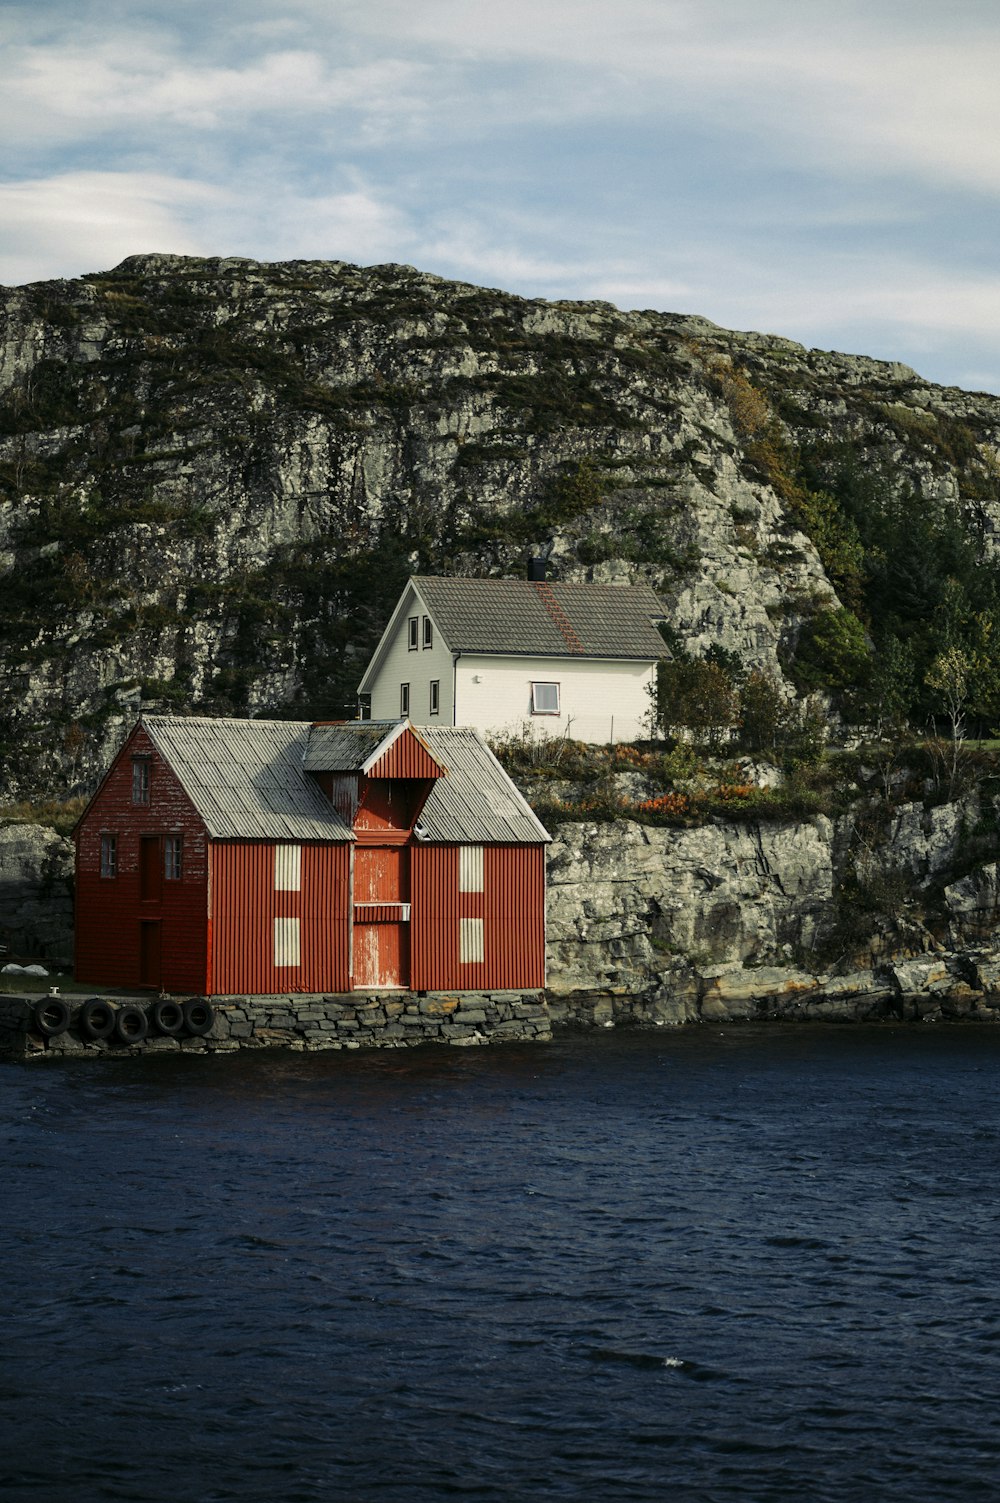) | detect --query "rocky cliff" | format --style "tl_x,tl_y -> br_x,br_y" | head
3,253 -> 1000,798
